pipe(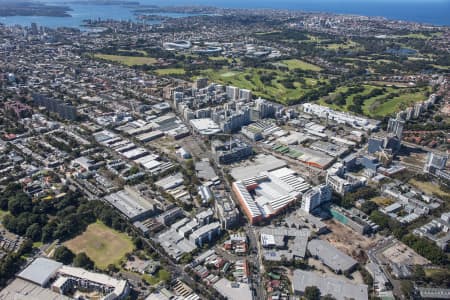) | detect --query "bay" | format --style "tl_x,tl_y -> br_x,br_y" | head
0,0 -> 449,28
